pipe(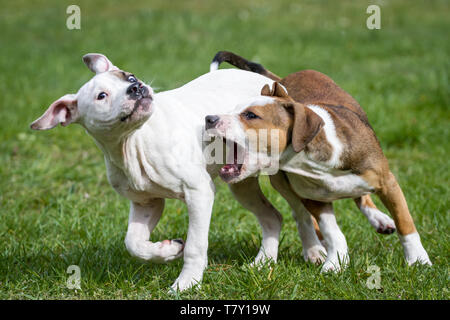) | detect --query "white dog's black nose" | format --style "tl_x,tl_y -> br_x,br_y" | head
127,82 -> 149,99
205,115 -> 220,129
